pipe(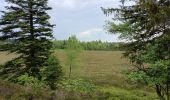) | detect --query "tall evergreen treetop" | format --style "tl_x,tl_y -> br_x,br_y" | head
0,0 -> 54,79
